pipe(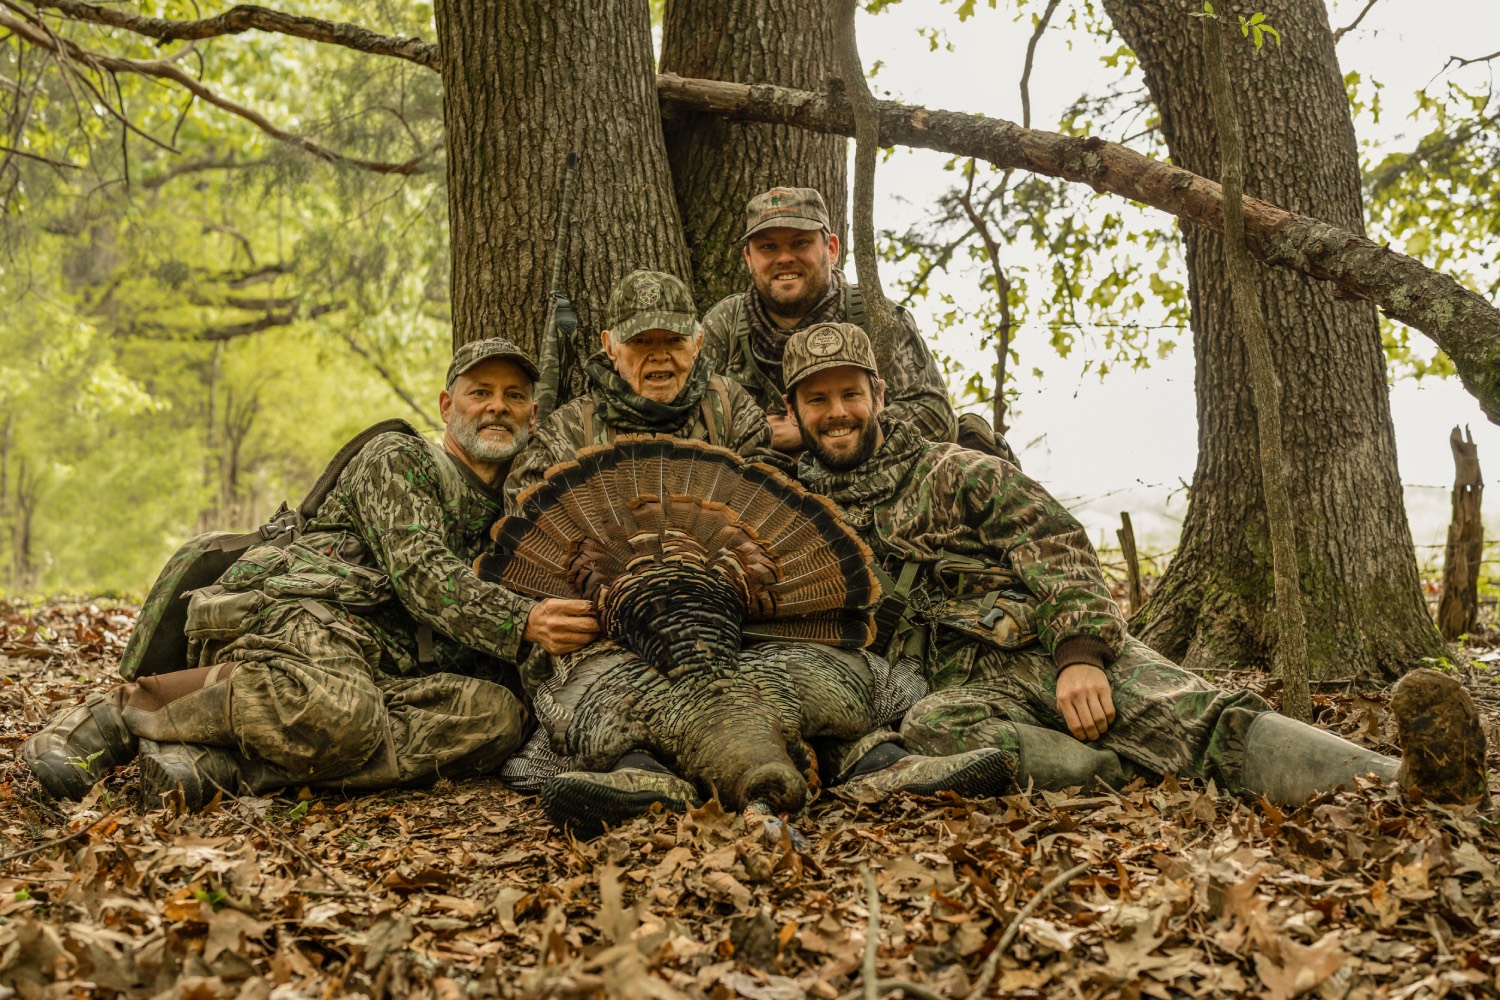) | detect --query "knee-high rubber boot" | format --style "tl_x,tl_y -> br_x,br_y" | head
138,739 -> 289,810
1012,723 -> 1136,792
121,662 -> 240,746
1391,668 -> 1490,807
23,689 -> 138,800
1239,711 -> 1399,806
